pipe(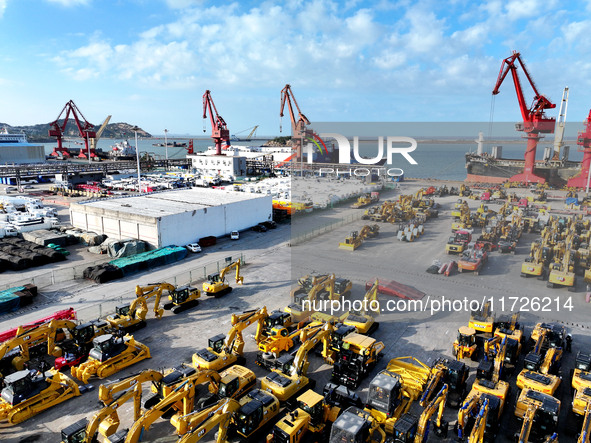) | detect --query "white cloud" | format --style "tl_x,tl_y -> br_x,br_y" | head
0,0 -> 6,18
